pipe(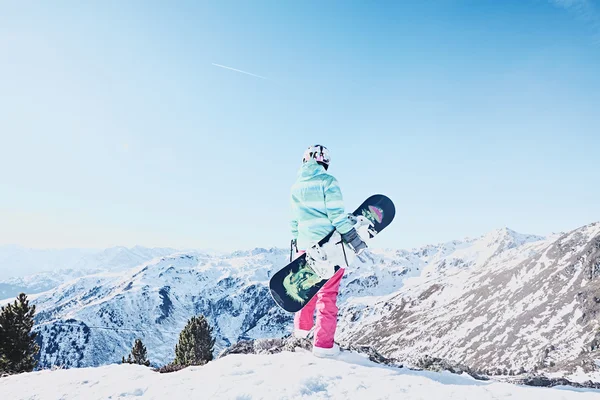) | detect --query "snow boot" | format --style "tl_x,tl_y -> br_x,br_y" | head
312,343 -> 340,358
